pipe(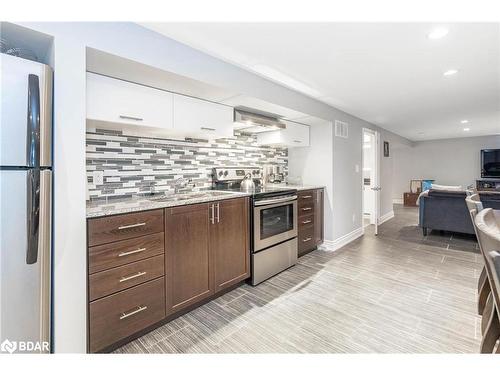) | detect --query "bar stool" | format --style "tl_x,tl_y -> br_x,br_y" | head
475,208 -> 500,353
465,194 -> 488,315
